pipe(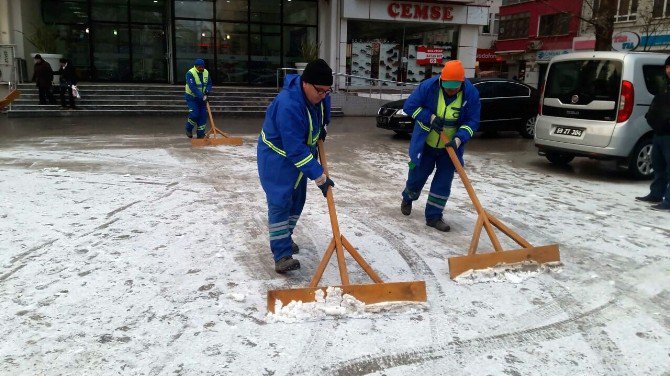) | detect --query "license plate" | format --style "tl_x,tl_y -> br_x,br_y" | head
554,126 -> 584,137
